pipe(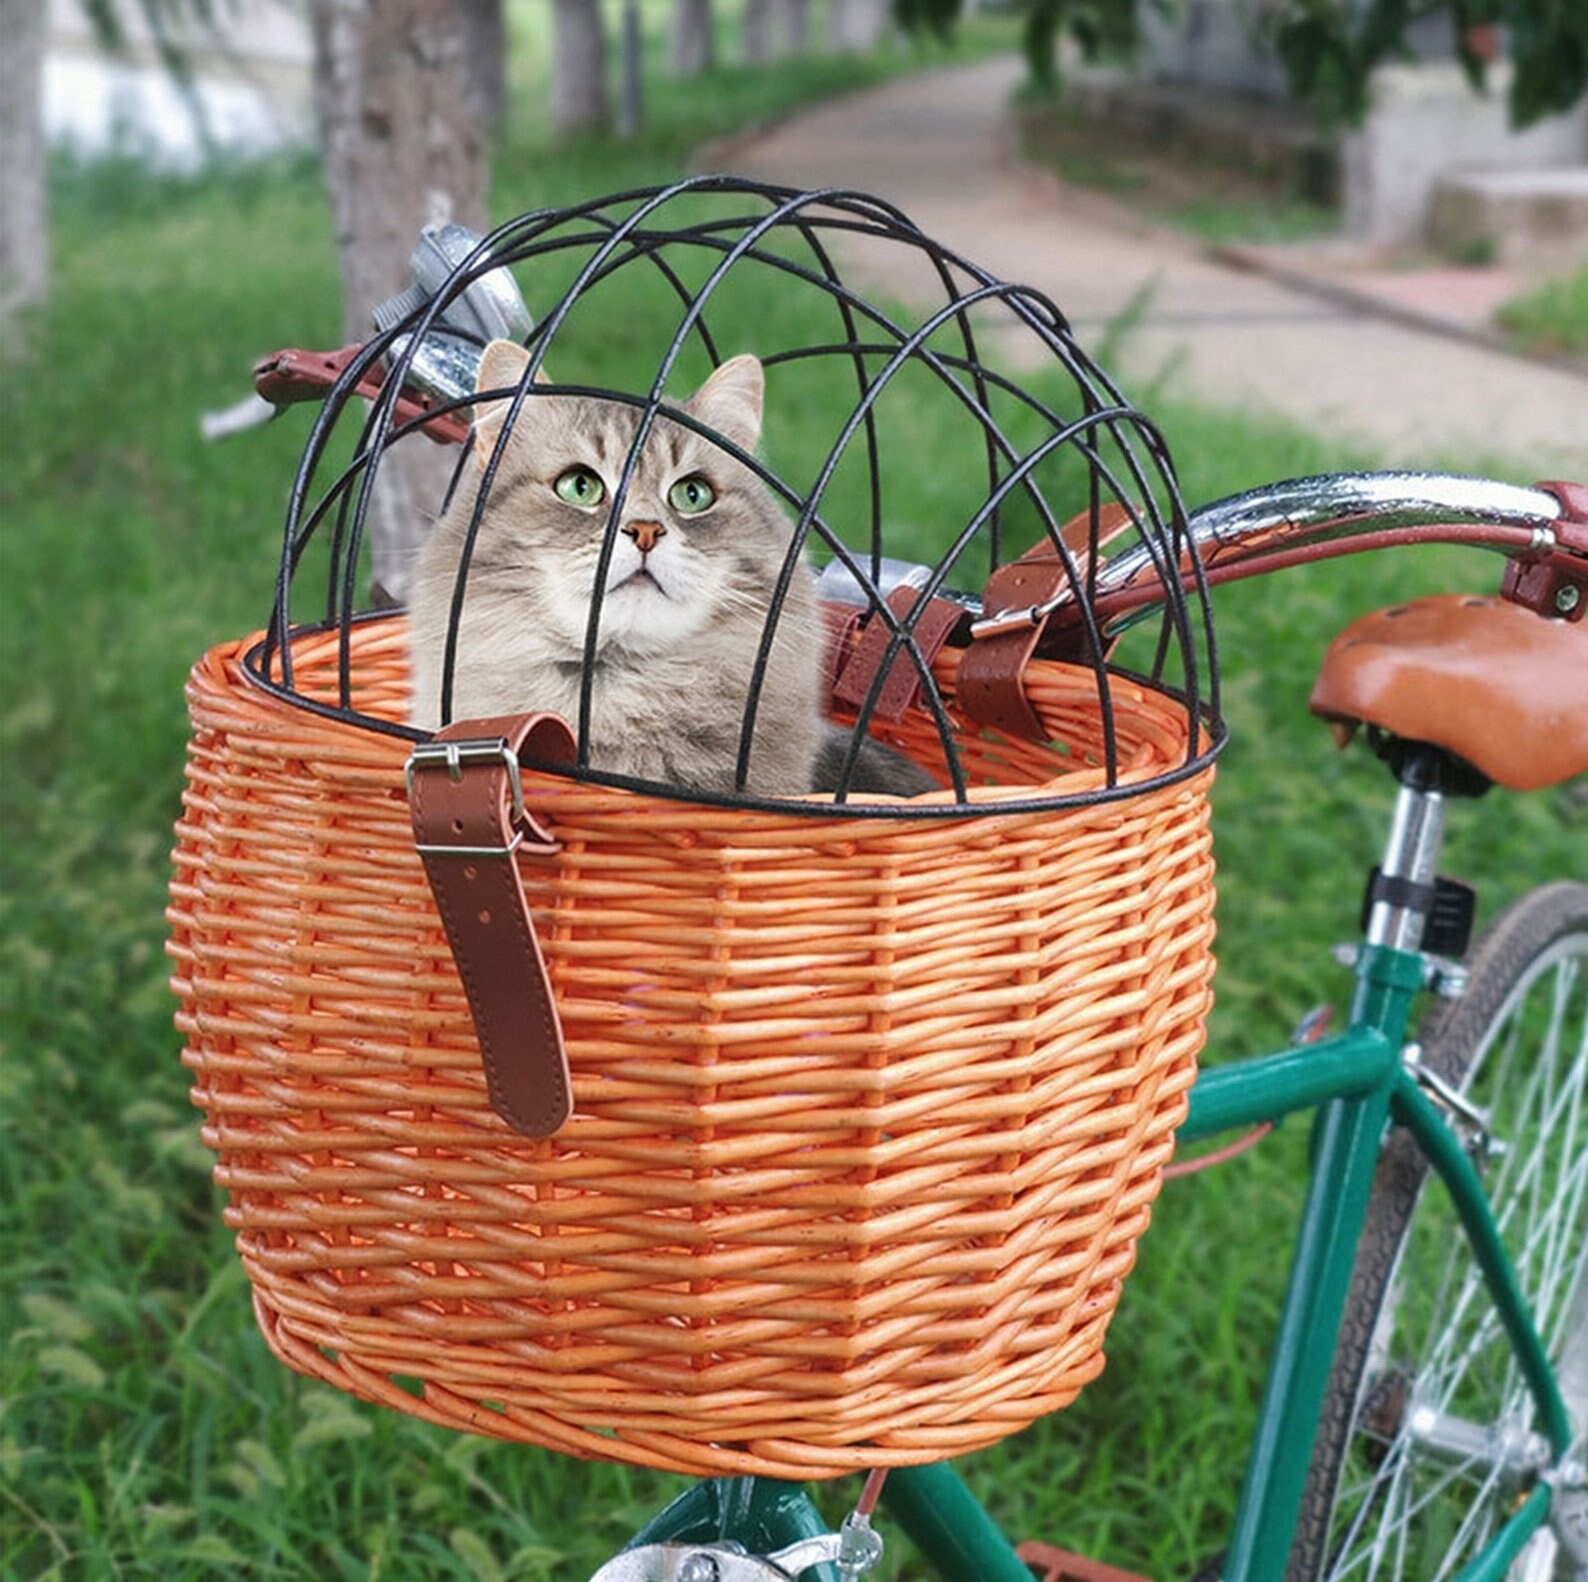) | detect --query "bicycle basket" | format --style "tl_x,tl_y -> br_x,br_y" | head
168,178 -> 1223,1477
